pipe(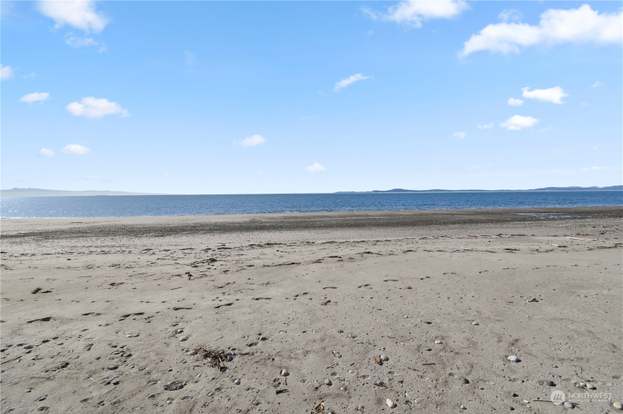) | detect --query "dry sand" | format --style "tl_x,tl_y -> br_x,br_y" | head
1,207 -> 622,413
